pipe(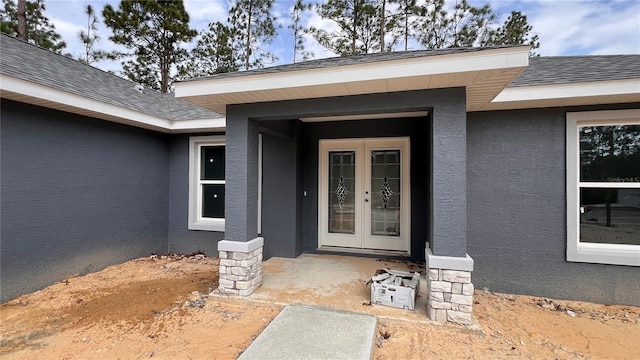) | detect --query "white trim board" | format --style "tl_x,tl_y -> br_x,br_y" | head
0,74 -> 226,133
565,108 -> 640,267
493,79 -> 640,103
188,135 -> 226,232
